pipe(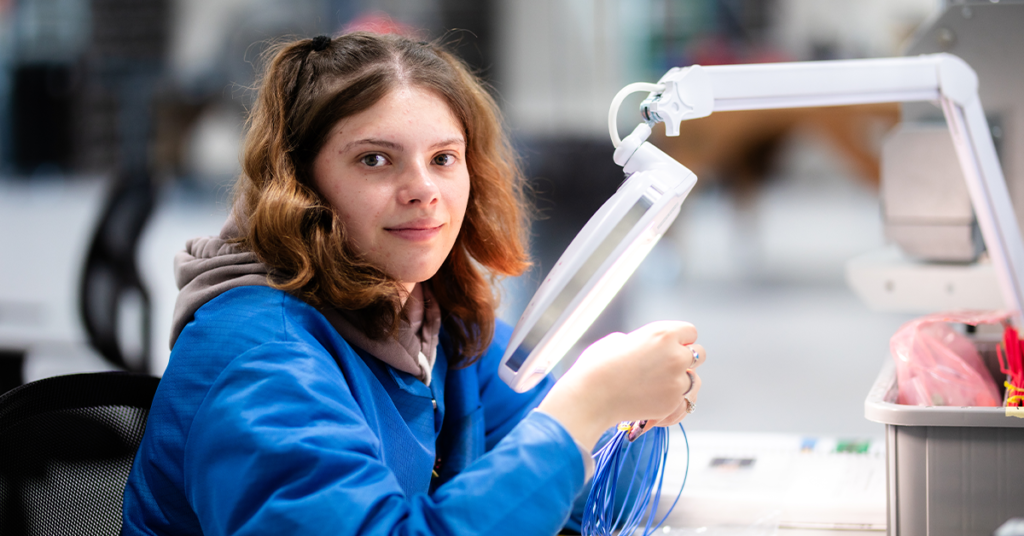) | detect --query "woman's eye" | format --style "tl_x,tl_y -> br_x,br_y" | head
360,154 -> 387,167
433,154 -> 455,166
